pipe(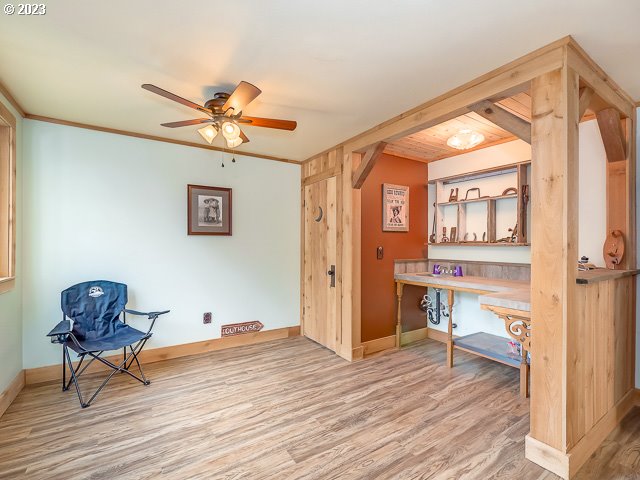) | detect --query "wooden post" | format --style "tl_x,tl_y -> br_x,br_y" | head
447,289 -> 454,367
528,65 -> 579,454
395,282 -> 404,348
